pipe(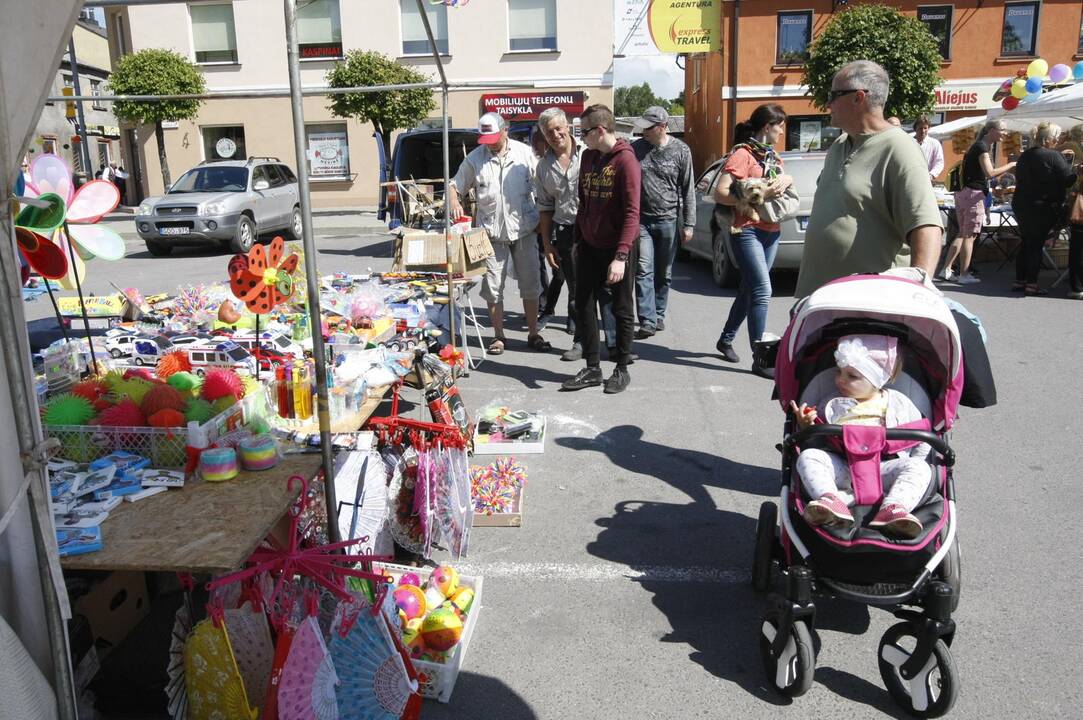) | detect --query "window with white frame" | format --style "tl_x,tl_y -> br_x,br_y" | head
91,79 -> 106,110
305,123 -> 350,179
400,0 -> 448,55
298,0 -> 342,60
201,125 -> 246,160
190,2 -> 238,64
508,0 -> 556,52
776,11 -> 812,65
97,141 -> 111,168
